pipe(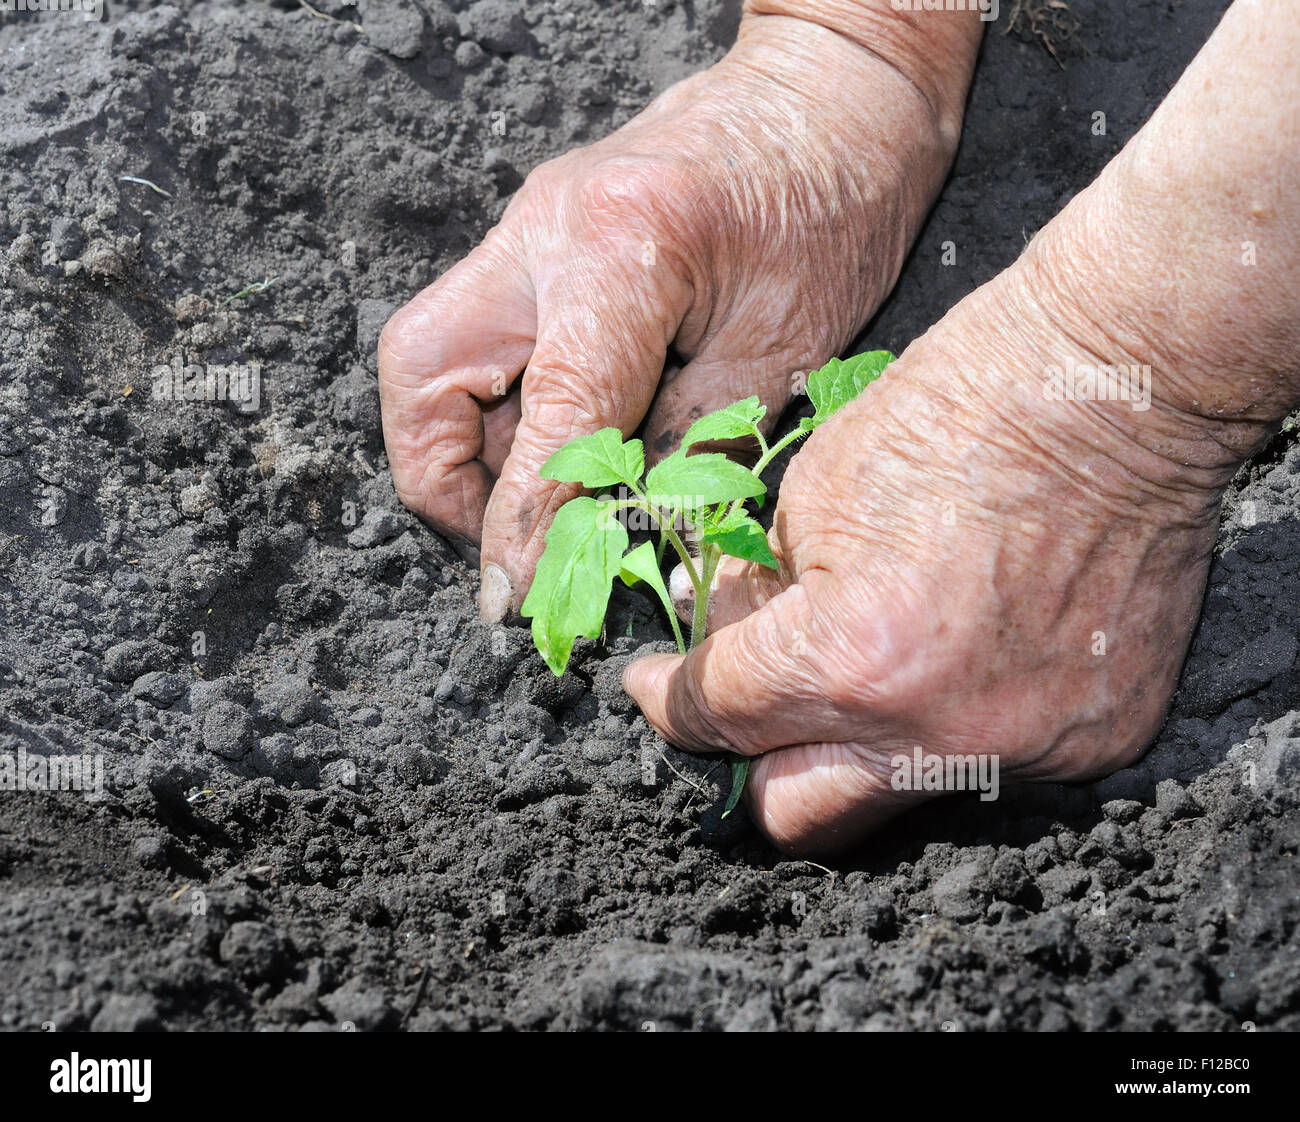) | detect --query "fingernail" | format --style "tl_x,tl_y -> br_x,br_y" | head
479,564 -> 512,623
